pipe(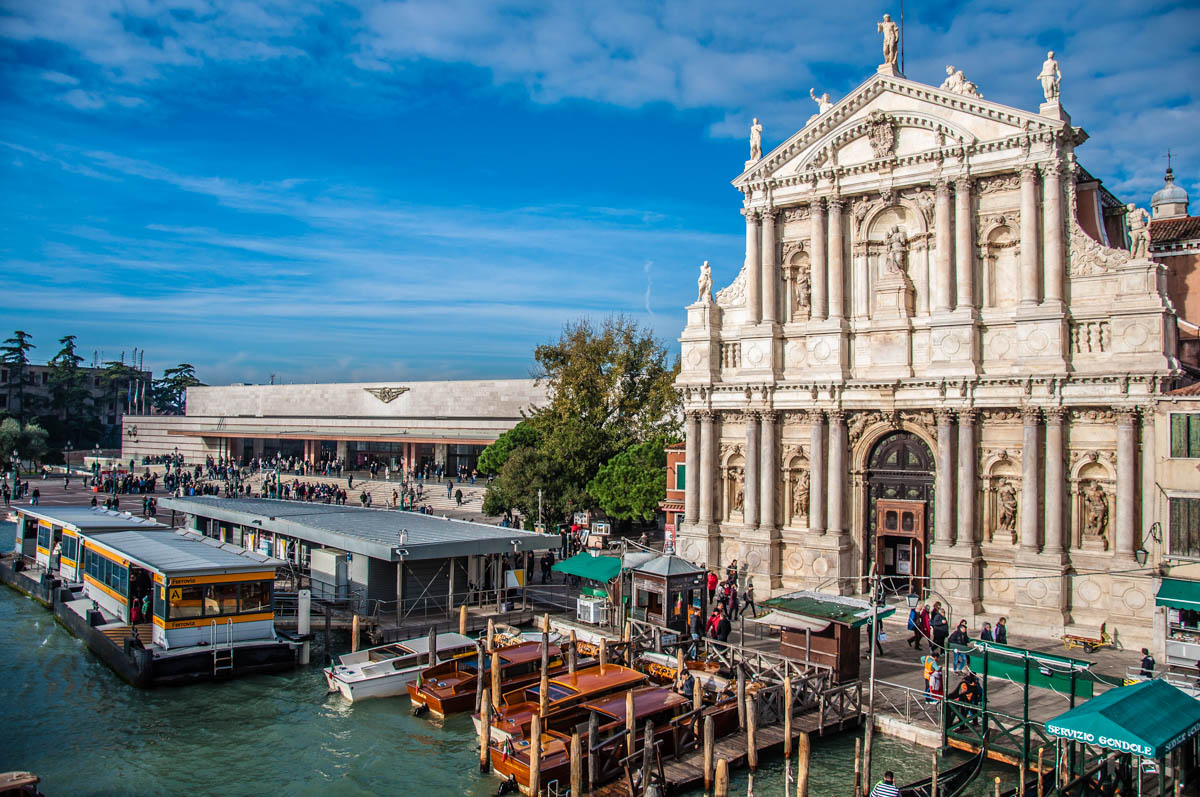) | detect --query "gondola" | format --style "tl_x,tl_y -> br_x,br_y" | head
899,746 -> 986,797
999,767 -> 1055,797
